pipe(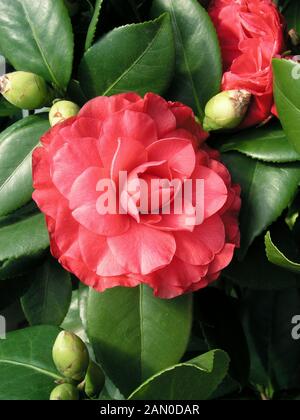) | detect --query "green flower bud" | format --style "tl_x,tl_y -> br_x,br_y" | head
52,331 -> 90,382
49,100 -> 80,127
84,361 -> 105,399
0,71 -> 51,110
64,0 -> 79,17
50,384 -> 79,401
203,90 -> 251,132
